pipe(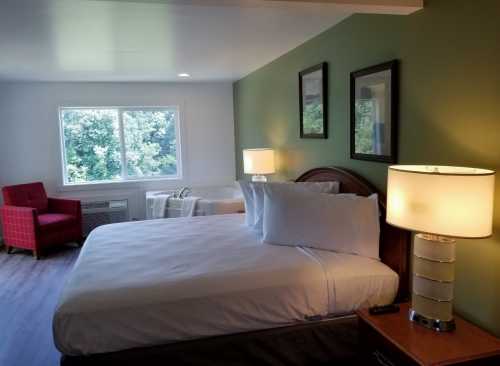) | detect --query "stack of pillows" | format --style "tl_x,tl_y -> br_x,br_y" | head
238,181 -> 380,260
